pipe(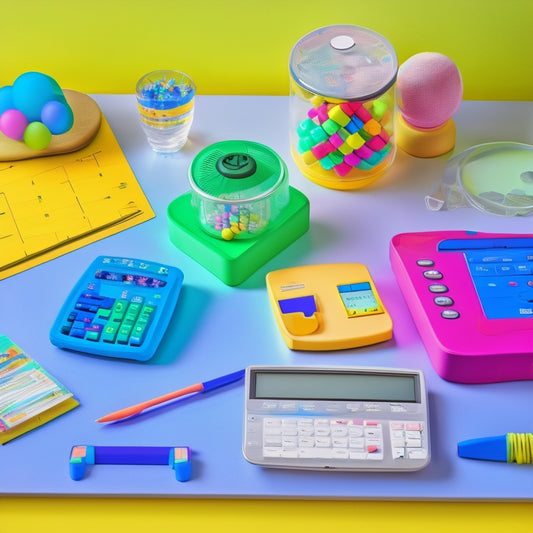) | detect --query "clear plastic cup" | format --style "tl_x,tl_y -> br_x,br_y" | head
136,70 -> 195,153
